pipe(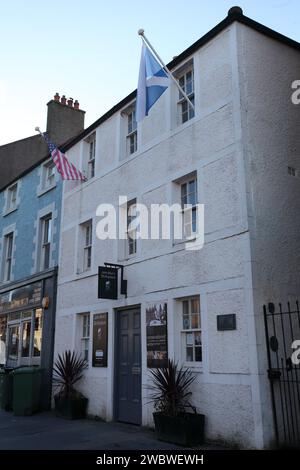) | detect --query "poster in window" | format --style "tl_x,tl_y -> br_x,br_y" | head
92,313 -> 108,367
146,302 -> 168,368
